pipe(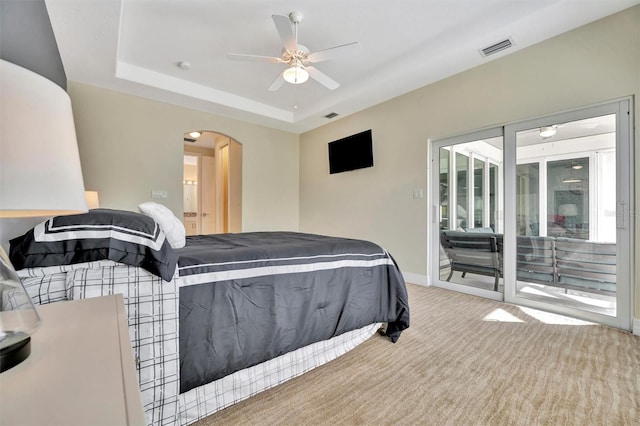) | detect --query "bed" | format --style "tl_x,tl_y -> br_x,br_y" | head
9,208 -> 410,425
